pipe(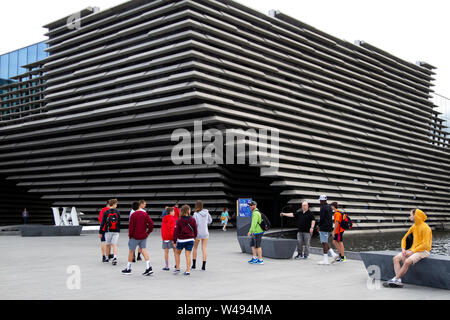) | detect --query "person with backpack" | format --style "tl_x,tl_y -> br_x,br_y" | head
317,195 -> 339,265
280,201 -> 315,259
98,200 -> 111,262
247,201 -> 265,265
385,208 -> 432,288
331,202 -> 346,262
173,204 -> 197,276
99,199 -> 120,266
221,208 -> 229,231
122,201 -> 154,276
192,200 -> 212,271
